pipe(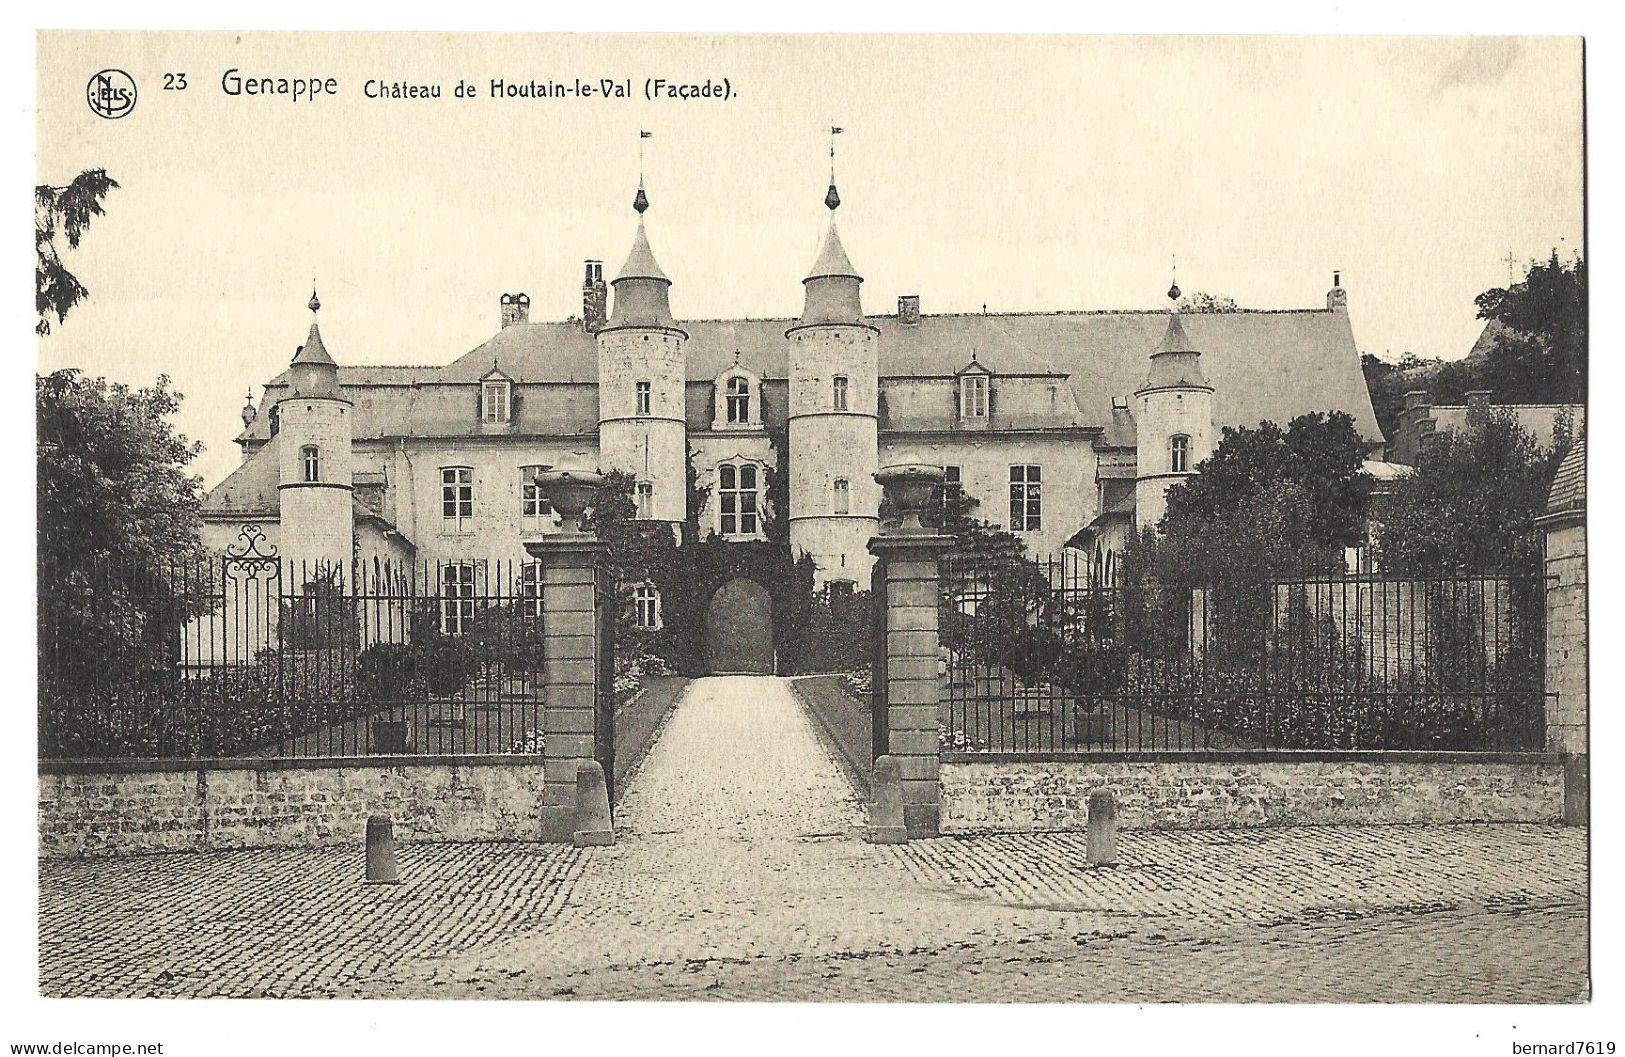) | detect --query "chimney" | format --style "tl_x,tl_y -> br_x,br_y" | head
582,260 -> 607,333
1403,389 -> 1430,414
500,292 -> 530,328
898,294 -> 921,325
1465,390 -> 1493,427
1326,271 -> 1348,311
